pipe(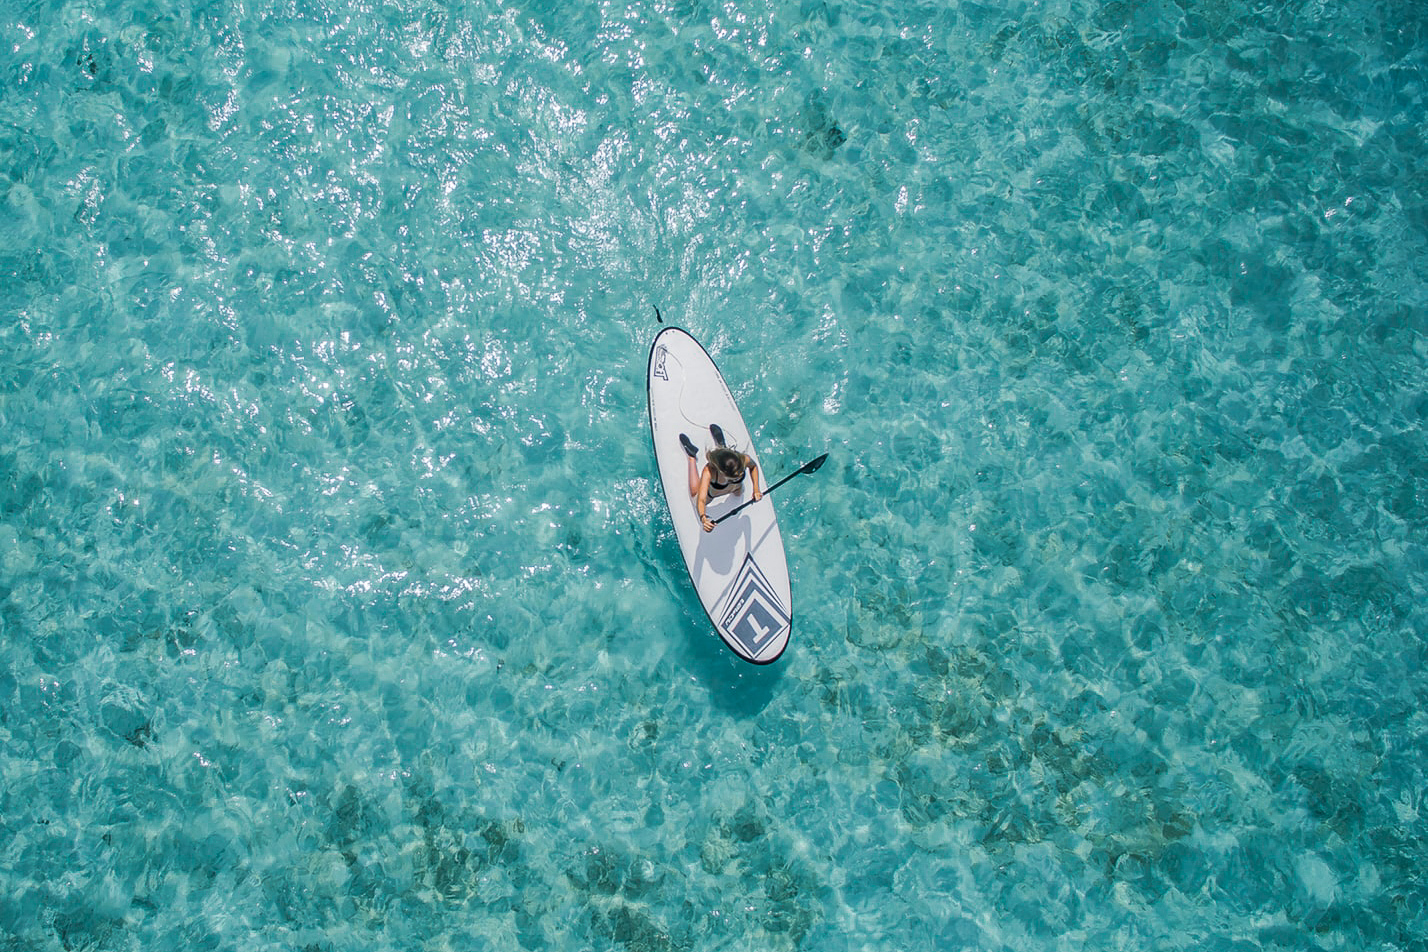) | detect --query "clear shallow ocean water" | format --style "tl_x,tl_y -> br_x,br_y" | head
2,0 -> 1426,948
